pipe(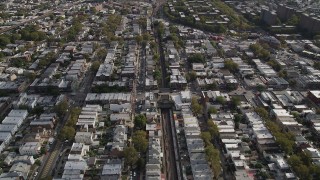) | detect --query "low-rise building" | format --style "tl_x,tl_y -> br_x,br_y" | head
19,142 -> 41,155
108,125 -> 127,151
101,159 -> 122,180
0,124 -> 18,135
62,161 -> 88,180
74,132 -> 93,145
0,162 -> 31,180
